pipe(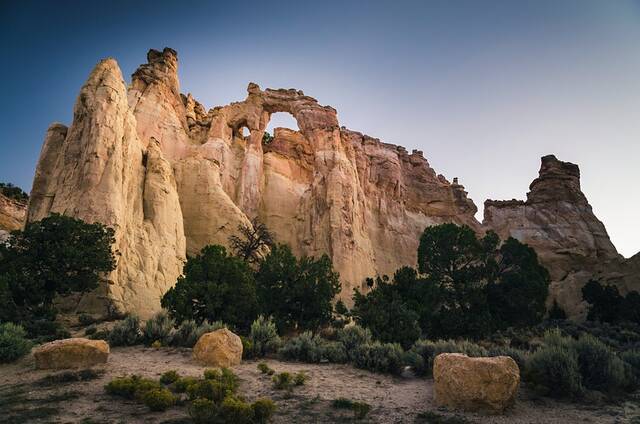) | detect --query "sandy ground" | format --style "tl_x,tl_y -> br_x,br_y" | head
0,346 -> 638,423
